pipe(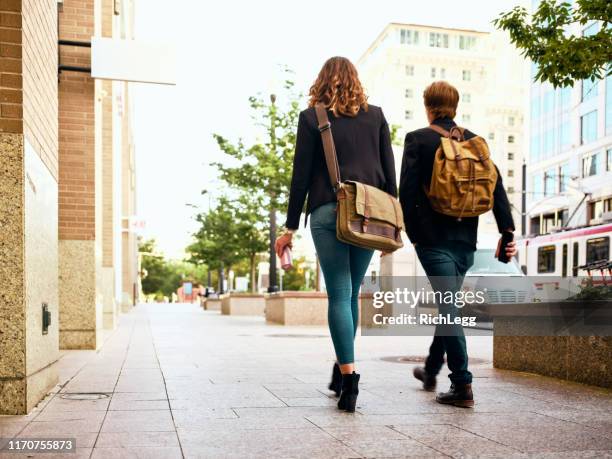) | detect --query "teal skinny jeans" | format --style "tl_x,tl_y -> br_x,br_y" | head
310,202 -> 374,364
